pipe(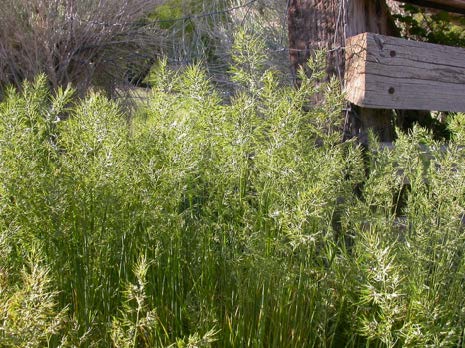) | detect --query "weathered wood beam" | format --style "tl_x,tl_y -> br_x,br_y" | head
345,32 -> 465,112
393,0 -> 465,14
288,0 -> 398,142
